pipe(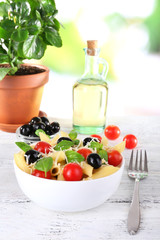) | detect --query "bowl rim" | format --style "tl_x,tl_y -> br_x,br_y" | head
13,155 -> 125,184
